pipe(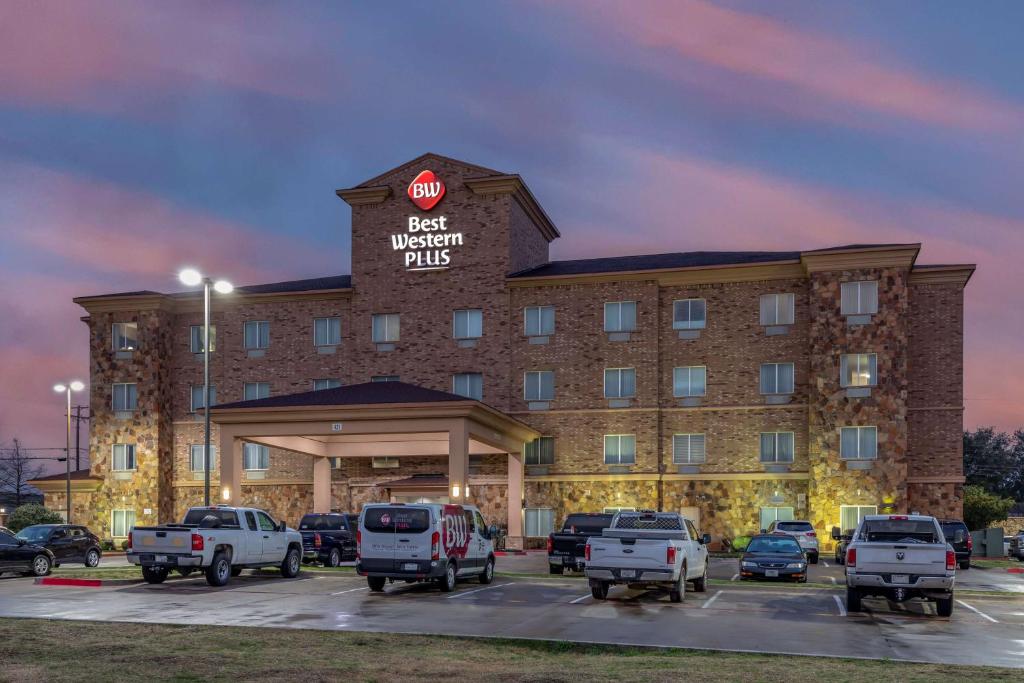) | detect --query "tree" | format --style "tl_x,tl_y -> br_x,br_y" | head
962,485 -> 1015,531
0,439 -> 46,507
963,428 -> 1024,503
6,503 -> 63,533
